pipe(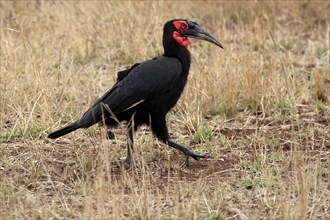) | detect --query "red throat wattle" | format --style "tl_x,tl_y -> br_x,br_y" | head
173,31 -> 189,48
